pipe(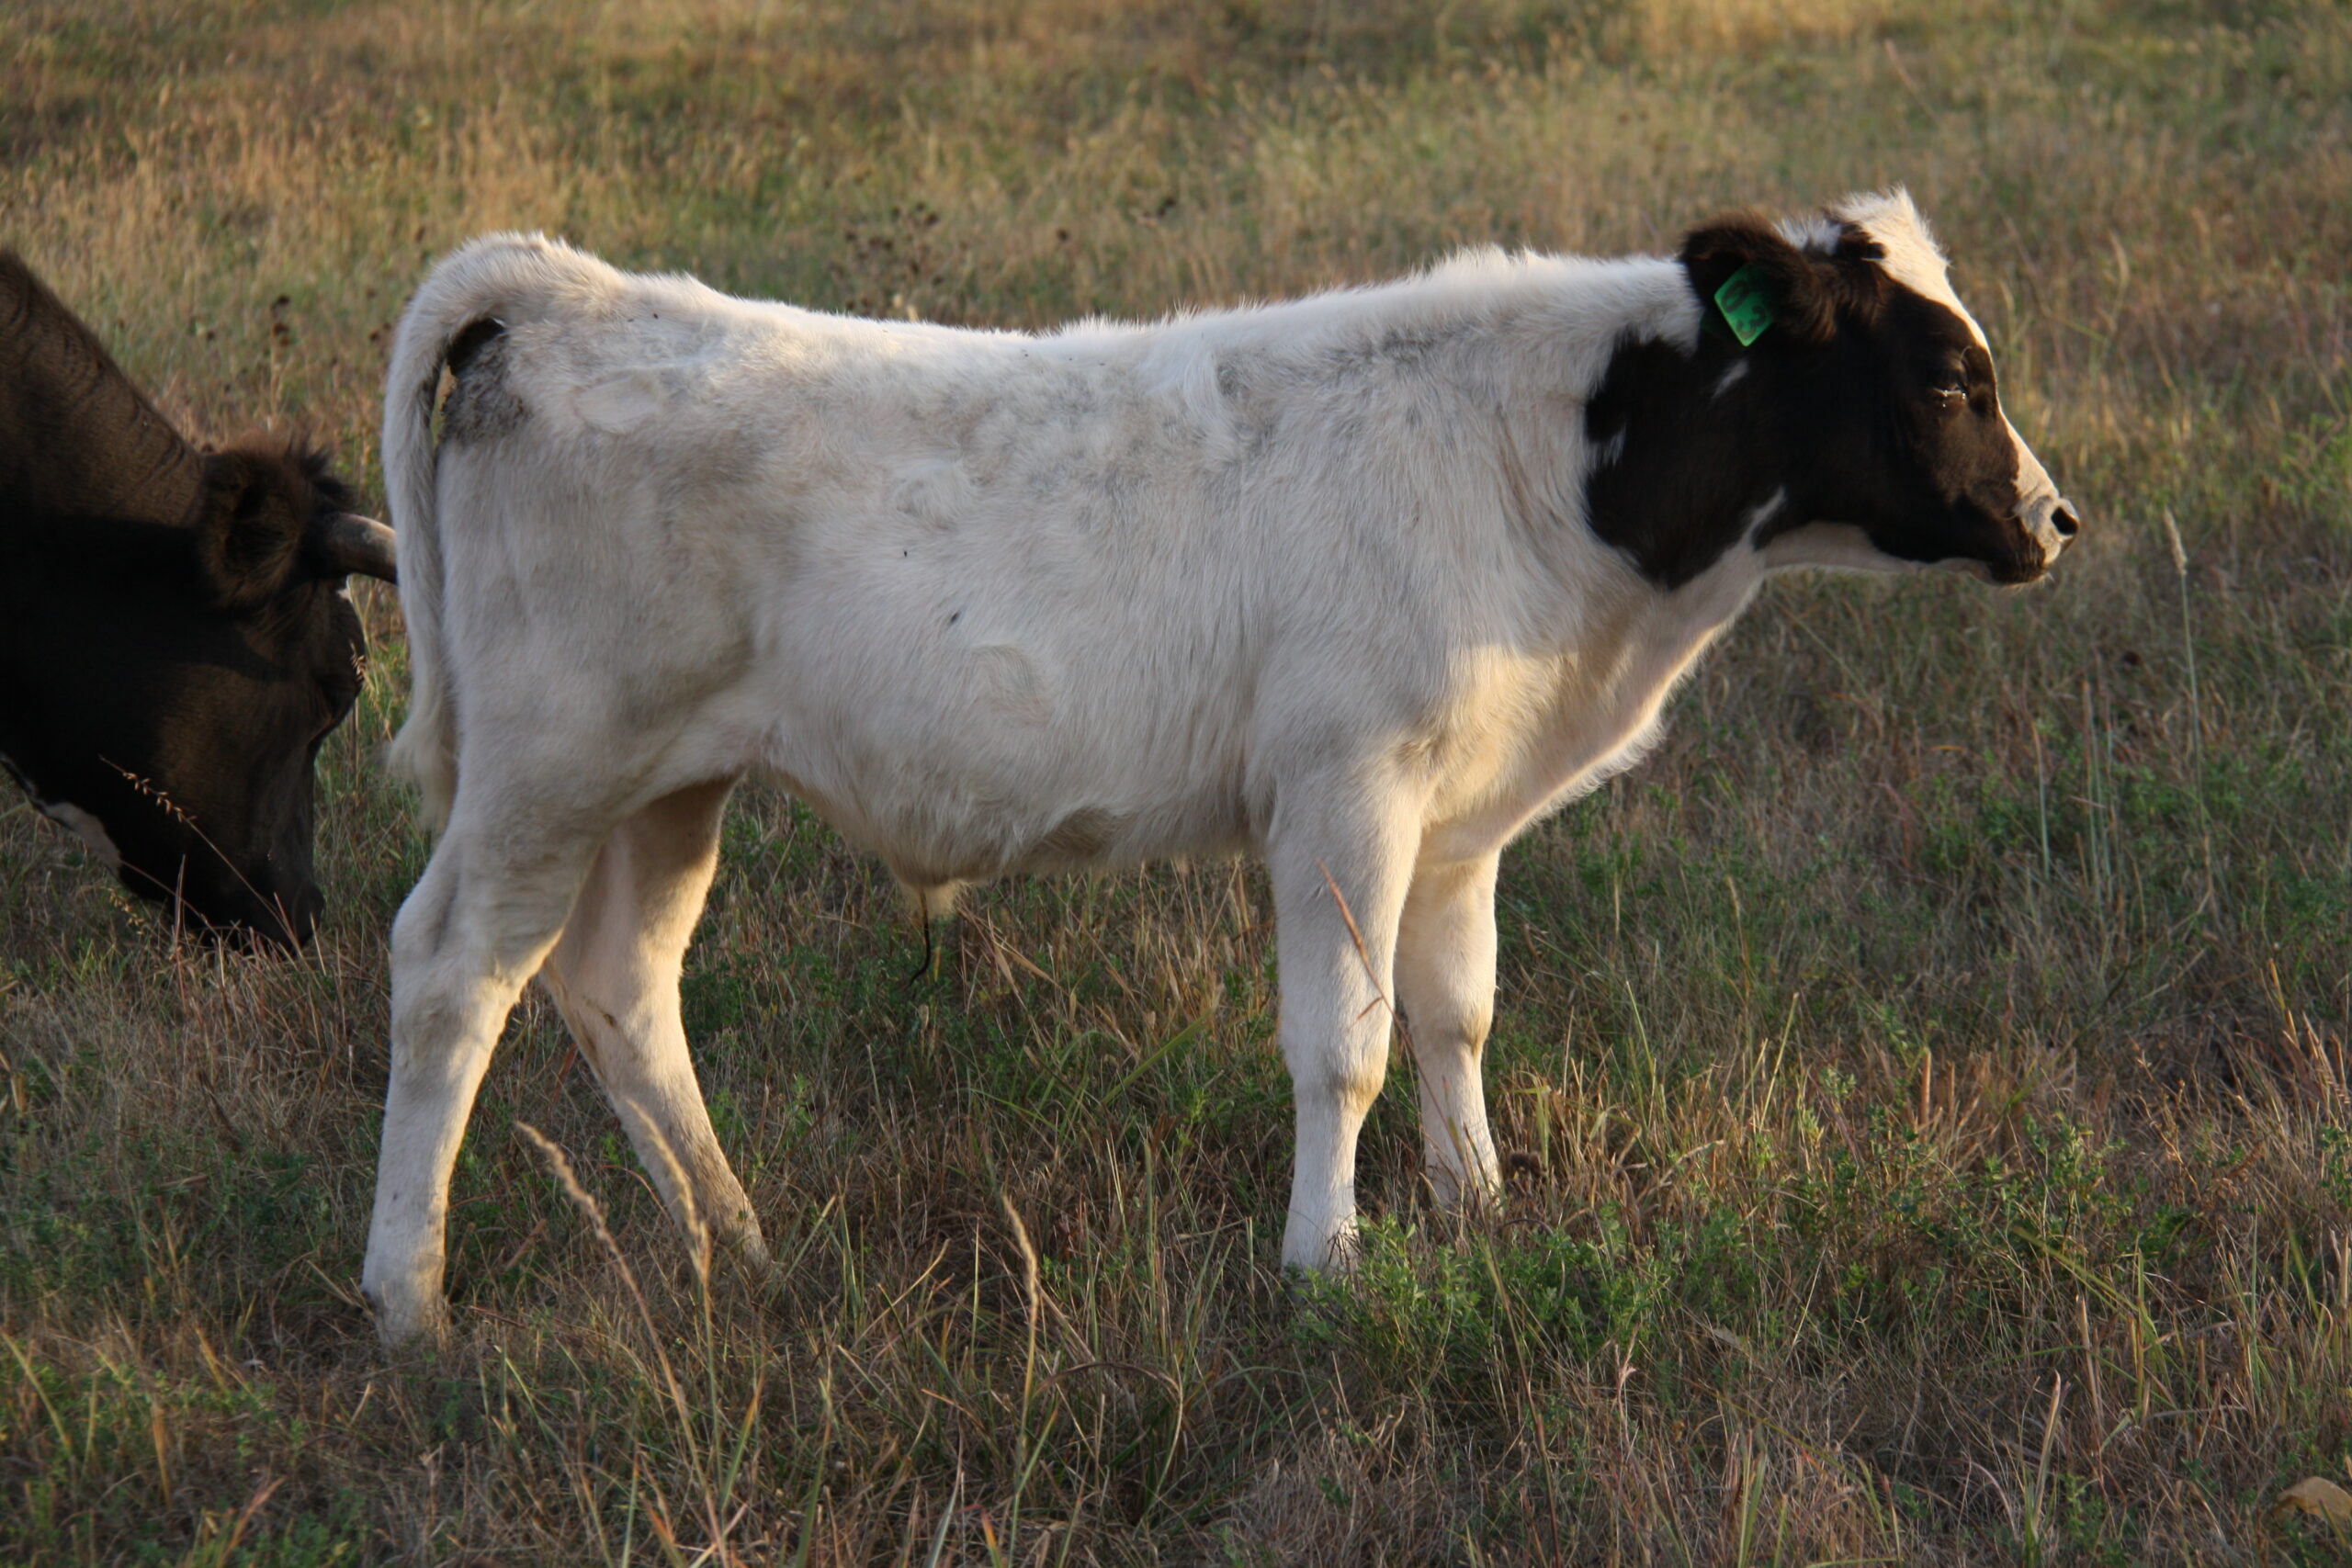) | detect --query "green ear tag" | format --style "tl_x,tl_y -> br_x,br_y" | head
1714,263 -> 1777,347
